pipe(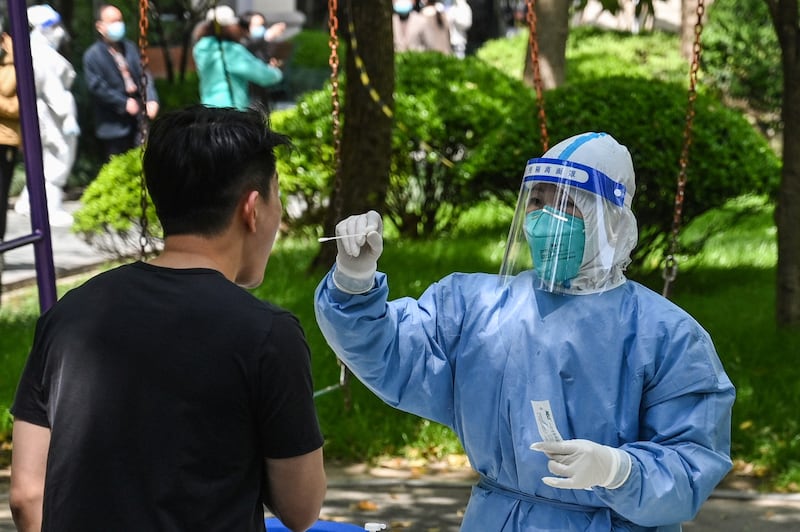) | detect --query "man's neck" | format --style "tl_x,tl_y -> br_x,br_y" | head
148,234 -> 239,282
